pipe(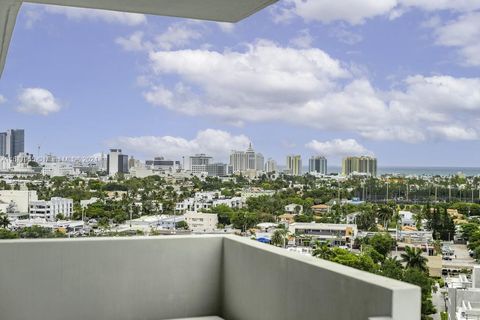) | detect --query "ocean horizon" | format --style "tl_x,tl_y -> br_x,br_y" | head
326,166 -> 480,176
